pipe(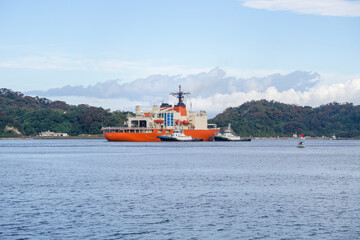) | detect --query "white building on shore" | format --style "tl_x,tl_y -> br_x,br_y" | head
38,130 -> 68,137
